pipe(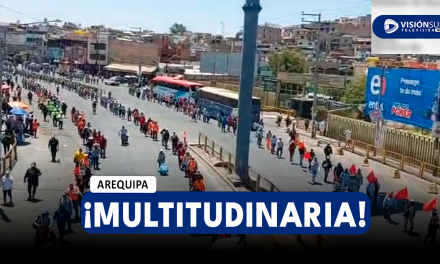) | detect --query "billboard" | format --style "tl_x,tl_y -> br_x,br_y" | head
365,67 -> 440,129
199,51 -> 258,77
